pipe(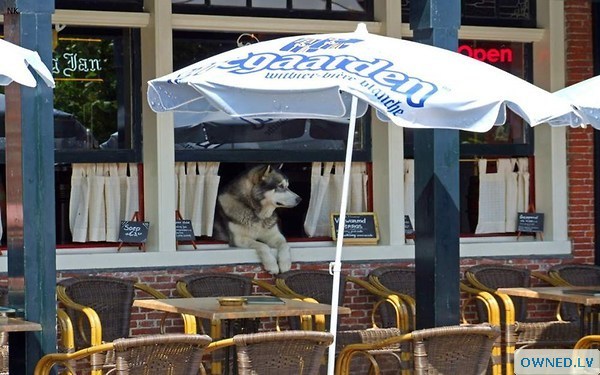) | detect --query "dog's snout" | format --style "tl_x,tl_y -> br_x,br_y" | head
295,196 -> 302,204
